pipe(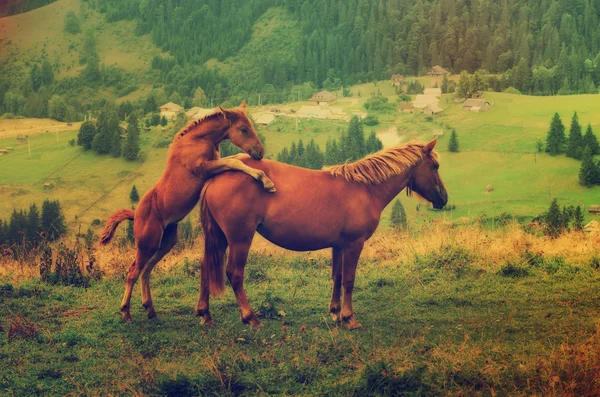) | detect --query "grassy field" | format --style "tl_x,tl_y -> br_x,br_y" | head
2,226 -> 600,395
